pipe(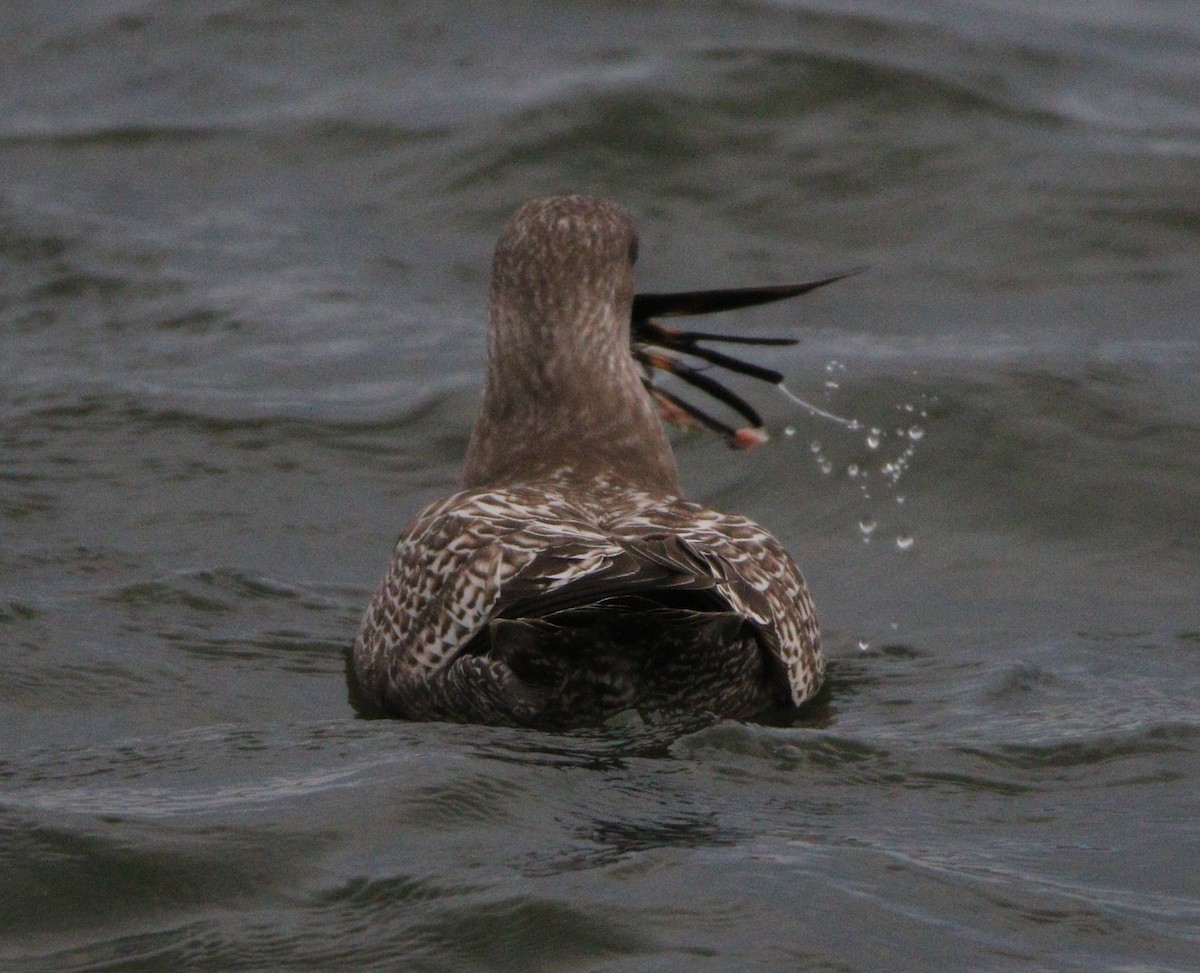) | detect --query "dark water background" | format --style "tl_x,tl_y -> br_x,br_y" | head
3,2 -> 1199,970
